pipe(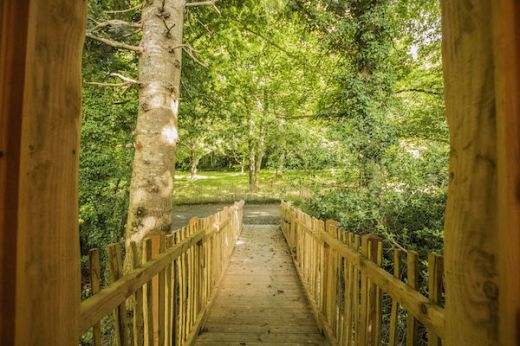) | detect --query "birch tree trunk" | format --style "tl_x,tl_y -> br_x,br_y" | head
125,0 -> 185,250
